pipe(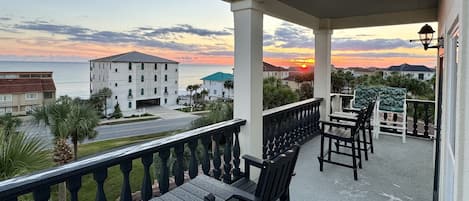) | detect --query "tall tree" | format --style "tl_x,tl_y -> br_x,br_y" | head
186,85 -> 194,107
298,83 -> 314,100
68,103 -> 100,160
32,97 -> 74,201
223,80 -> 233,99
111,103 -> 123,119
200,89 -> 209,102
192,84 -> 201,104
0,113 -> 22,137
99,87 -> 112,117
263,77 -> 299,109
